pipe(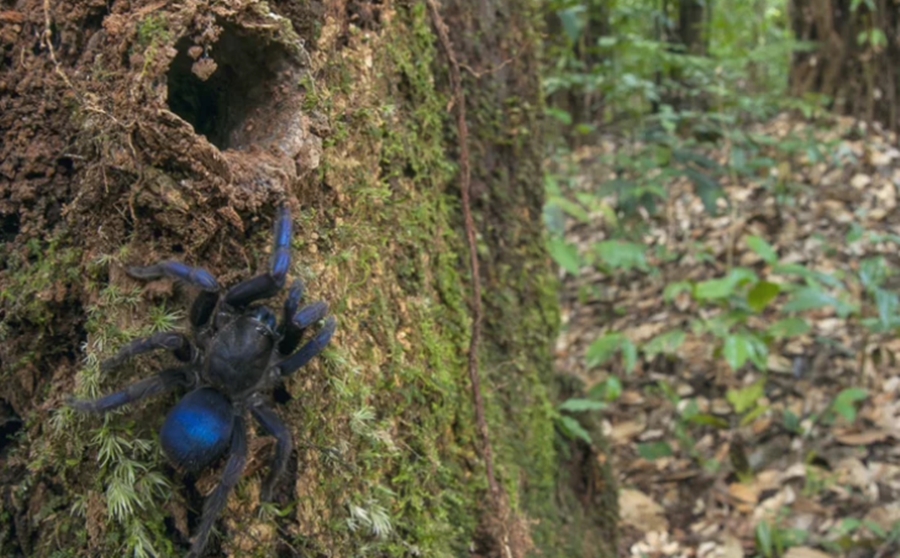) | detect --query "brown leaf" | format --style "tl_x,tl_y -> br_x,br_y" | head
833,429 -> 889,445
619,488 -> 669,532
728,482 -> 759,513
610,419 -> 645,444
783,548 -> 831,558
